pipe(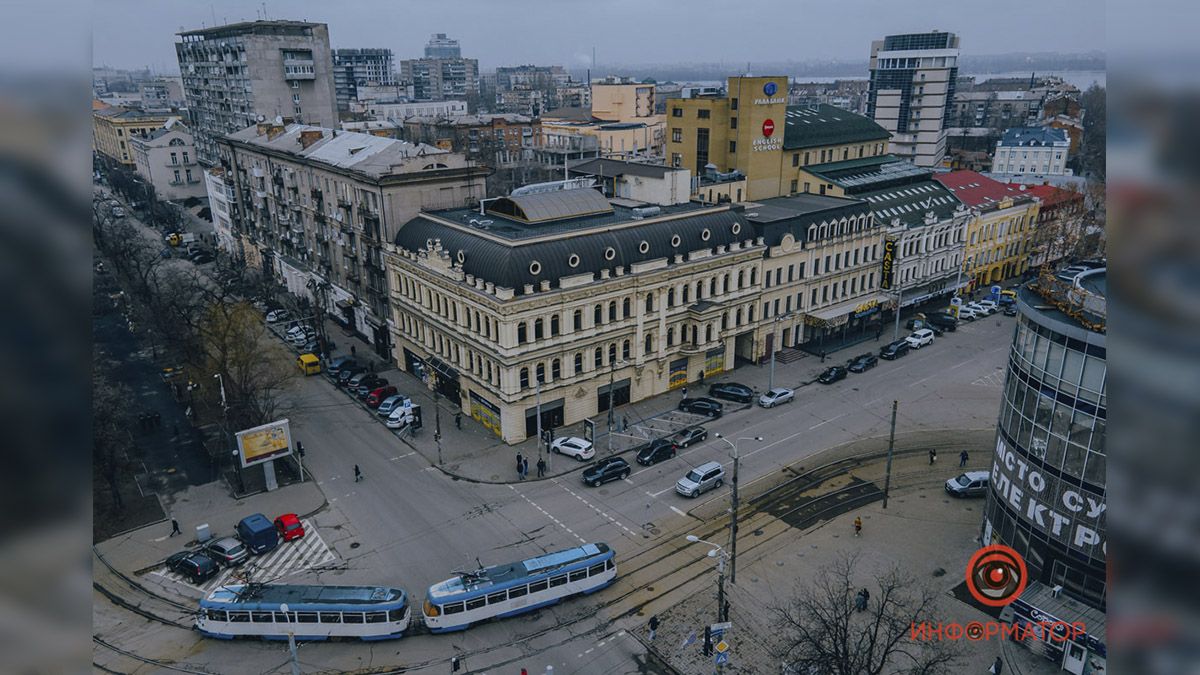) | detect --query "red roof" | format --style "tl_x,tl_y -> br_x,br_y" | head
1006,183 -> 1082,208
933,170 -> 1032,209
